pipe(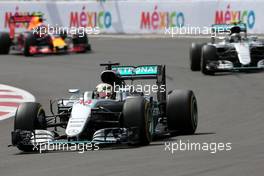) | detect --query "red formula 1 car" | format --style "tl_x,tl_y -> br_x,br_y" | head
0,14 -> 91,56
